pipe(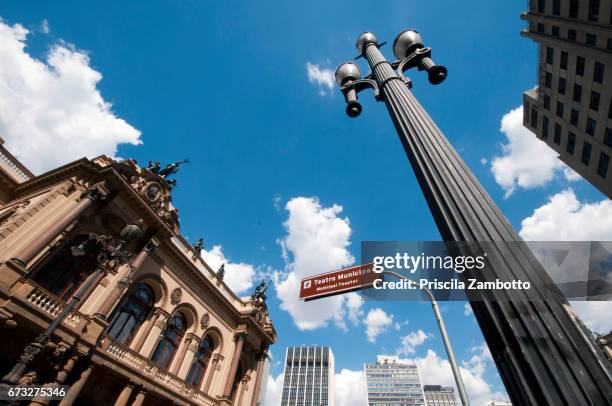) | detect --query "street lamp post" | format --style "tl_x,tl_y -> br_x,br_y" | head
0,220 -> 144,386
383,271 -> 469,406
336,30 -> 612,405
